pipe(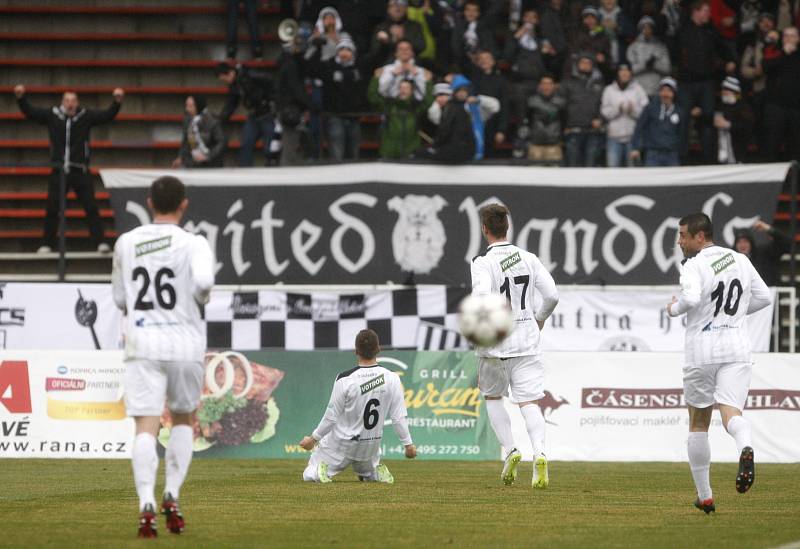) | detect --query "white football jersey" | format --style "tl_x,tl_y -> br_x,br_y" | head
112,223 -> 214,363
312,365 -> 410,462
470,241 -> 559,358
669,245 -> 771,366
